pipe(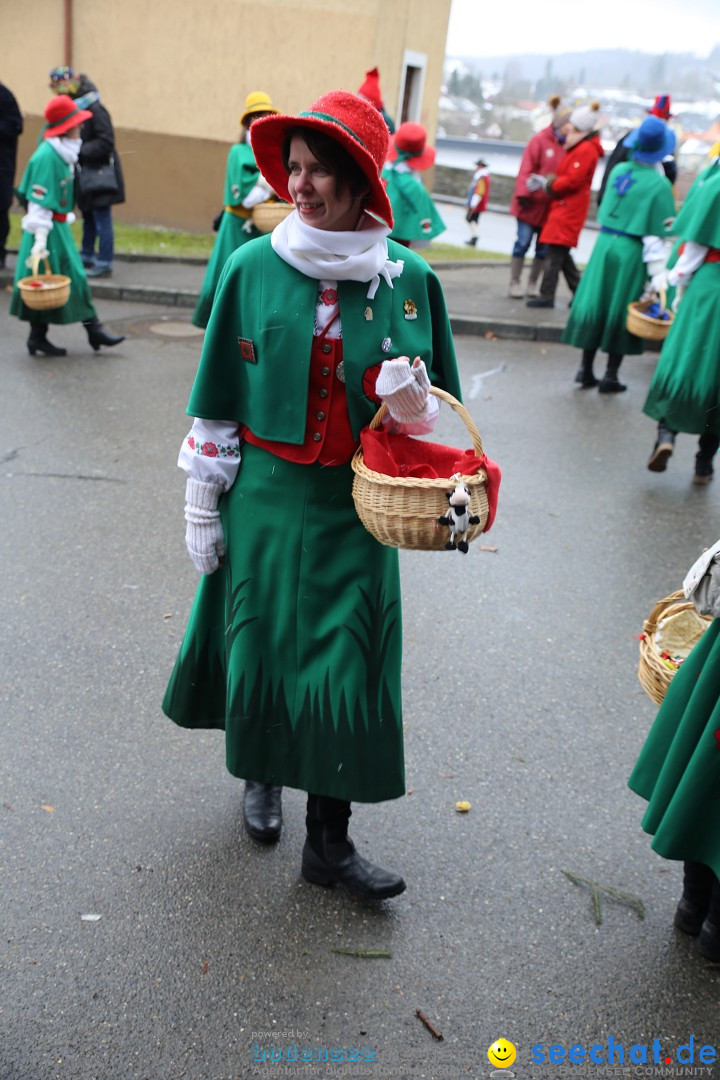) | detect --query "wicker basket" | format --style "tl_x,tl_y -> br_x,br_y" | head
351,386 -> 489,550
637,589 -> 712,705
626,288 -> 673,342
17,257 -> 71,311
252,201 -> 294,233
